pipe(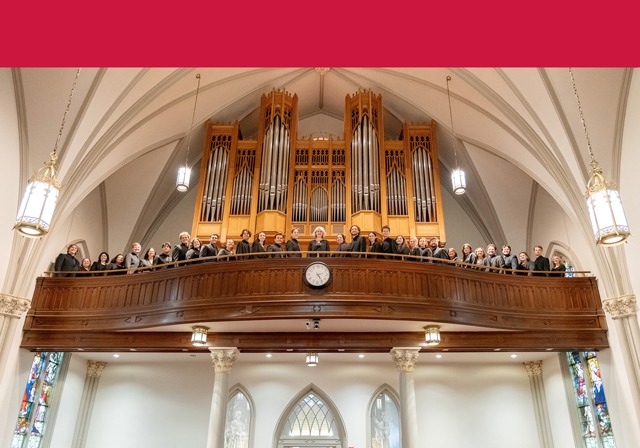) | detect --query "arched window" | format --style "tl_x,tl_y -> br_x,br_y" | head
367,385 -> 401,448
274,384 -> 347,448
225,384 -> 255,448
